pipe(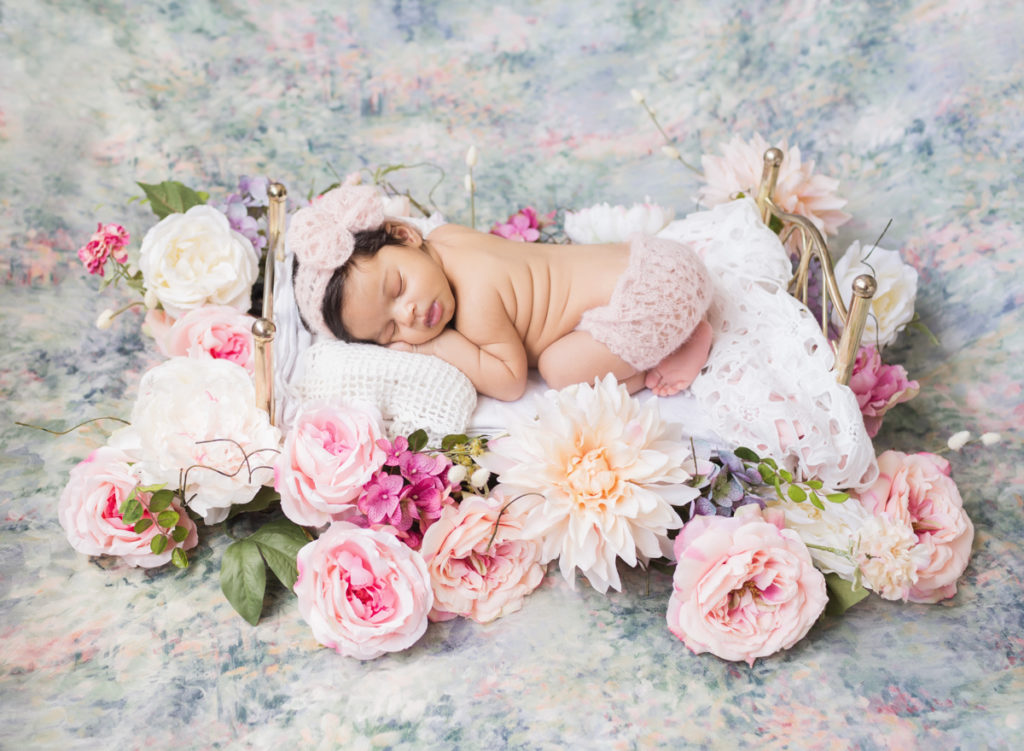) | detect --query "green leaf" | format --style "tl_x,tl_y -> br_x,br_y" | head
137,180 -> 206,220
148,489 -> 175,513
407,429 -> 428,453
824,572 -> 870,616
133,518 -> 153,534
757,463 -> 776,484
826,492 -> 850,504
220,539 -> 267,626
250,518 -> 309,590
778,468 -> 793,483
150,534 -> 168,555
806,479 -> 823,490
171,525 -> 190,543
171,548 -> 189,569
137,483 -> 167,493
773,478 -> 785,503
441,433 -> 469,452
226,485 -> 281,519
809,491 -> 825,510
787,485 -> 807,502
121,499 -> 145,526
733,447 -> 760,463
157,510 -> 180,528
